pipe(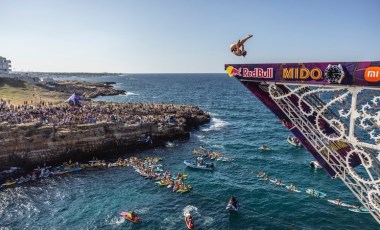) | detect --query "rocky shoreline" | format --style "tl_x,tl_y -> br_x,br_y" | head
0,75 -> 211,182
0,101 -> 210,174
